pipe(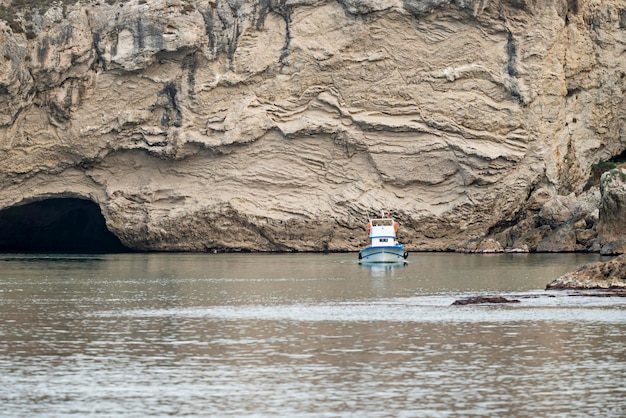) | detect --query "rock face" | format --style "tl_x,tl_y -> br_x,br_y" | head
547,254 -> 626,289
598,168 -> 626,245
0,0 -> 625,252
